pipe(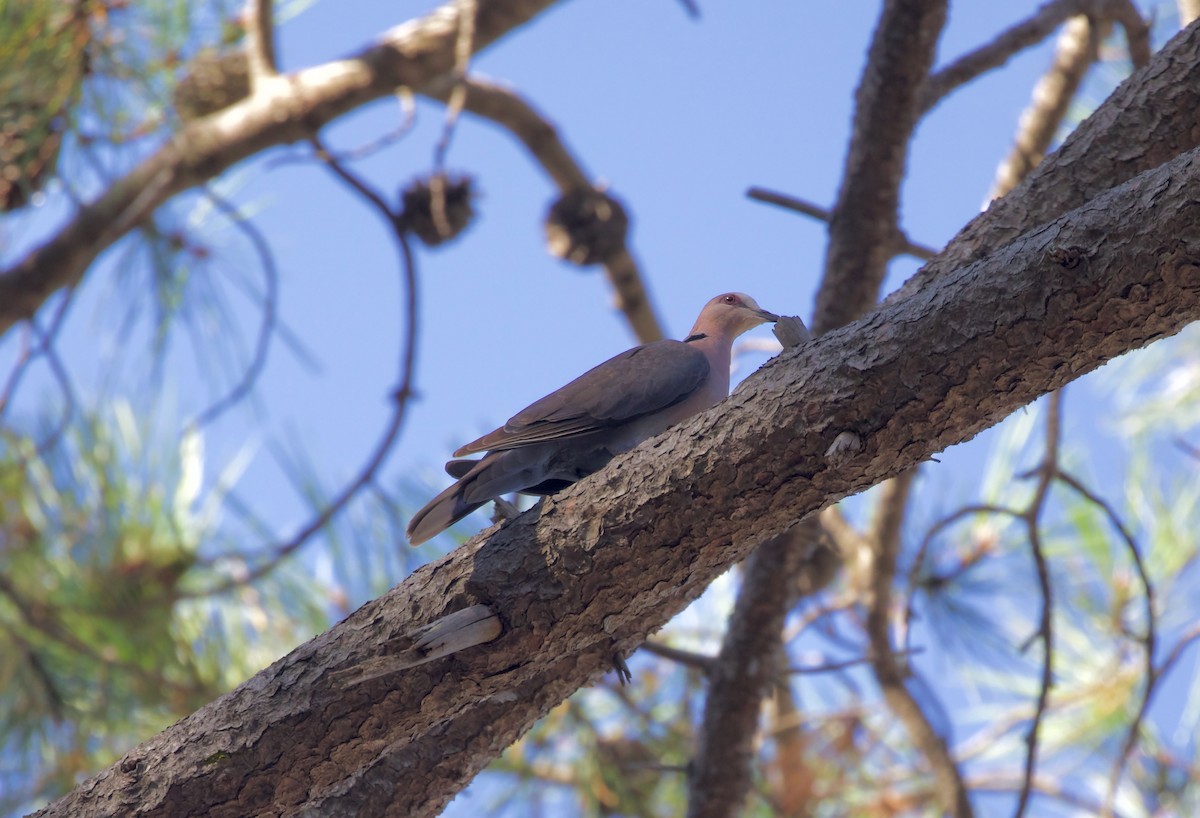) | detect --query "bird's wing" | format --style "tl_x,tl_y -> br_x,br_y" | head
454,340 -> 710,456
